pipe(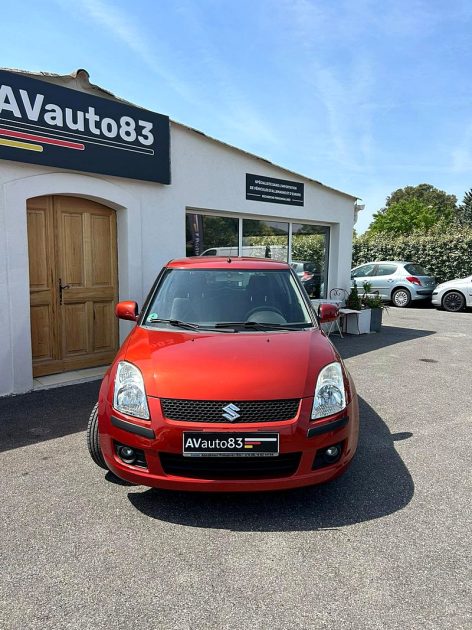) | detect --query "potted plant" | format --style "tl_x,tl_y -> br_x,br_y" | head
362,293 -> 385,332
346,283 -> 362,310
360,282 -> 386,332
344,283 -> 371,334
